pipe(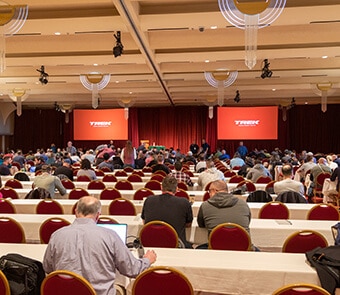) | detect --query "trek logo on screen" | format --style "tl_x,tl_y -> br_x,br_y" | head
89,121 -> 112,127
234,120 -> 260,127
